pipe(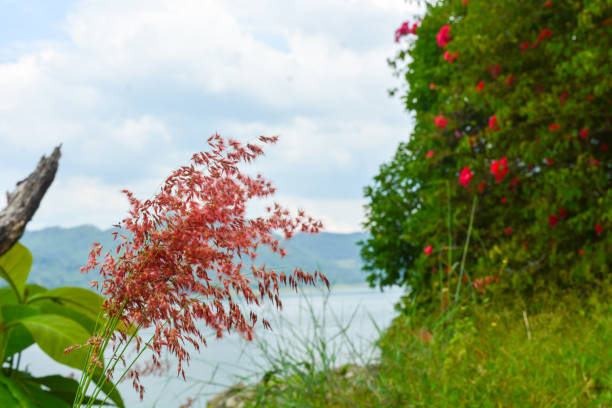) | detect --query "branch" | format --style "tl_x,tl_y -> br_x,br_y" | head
0,145 -> 62,256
